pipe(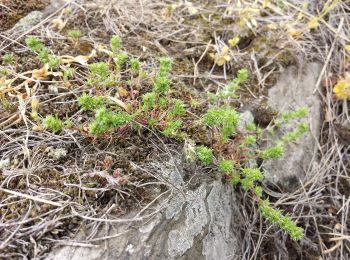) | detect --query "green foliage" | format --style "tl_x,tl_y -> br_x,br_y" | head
142,92 -> 156,111
110,35 -> 122,55
260,141 -> 284,160
63,67 -> 76,80
231,173 -> 241,185
259,200 -> 304,241
282,122 -> 309,143
163,120 -> 182,137
89,62 -> 110,81
215,69 -> 249,101
218,159 -> 235,173
26,36 -> 44,52
114,53 -> 128,69
245,122 -> 256,131
158,97 -> 168,108
241,168 -> 263,190
195,146 -> 214,166
50,34 -> 305,240
243,135 -> 256,145
154,76 -> 170,93
68,30 -> 82,40
47,55 -> 60,69
89,107 -> 131,135
236,68 -> 249,84
169,99 -> 186,117
129,58 -> 140,74
275,107 -> 309,127
39,49 -> 49,63
78,93 -> 106,110
154,57 -> 171,93
88,62 -> 115,87
44,115 -> 64,133
203,106 -> 239,140
3,53 -> 14,65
